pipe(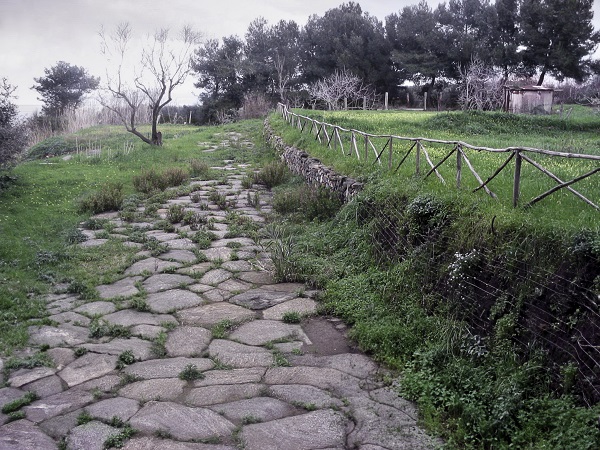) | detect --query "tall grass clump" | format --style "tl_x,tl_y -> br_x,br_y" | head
255,161 -> 289,189
77,182 -> 124,213
133,167 -> 188,194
